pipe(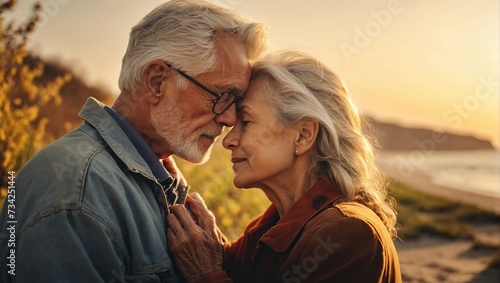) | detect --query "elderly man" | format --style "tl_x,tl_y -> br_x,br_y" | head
0,0 -> 267,282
